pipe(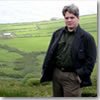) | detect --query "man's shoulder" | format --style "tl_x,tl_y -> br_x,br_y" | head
80,27 -> 93,39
